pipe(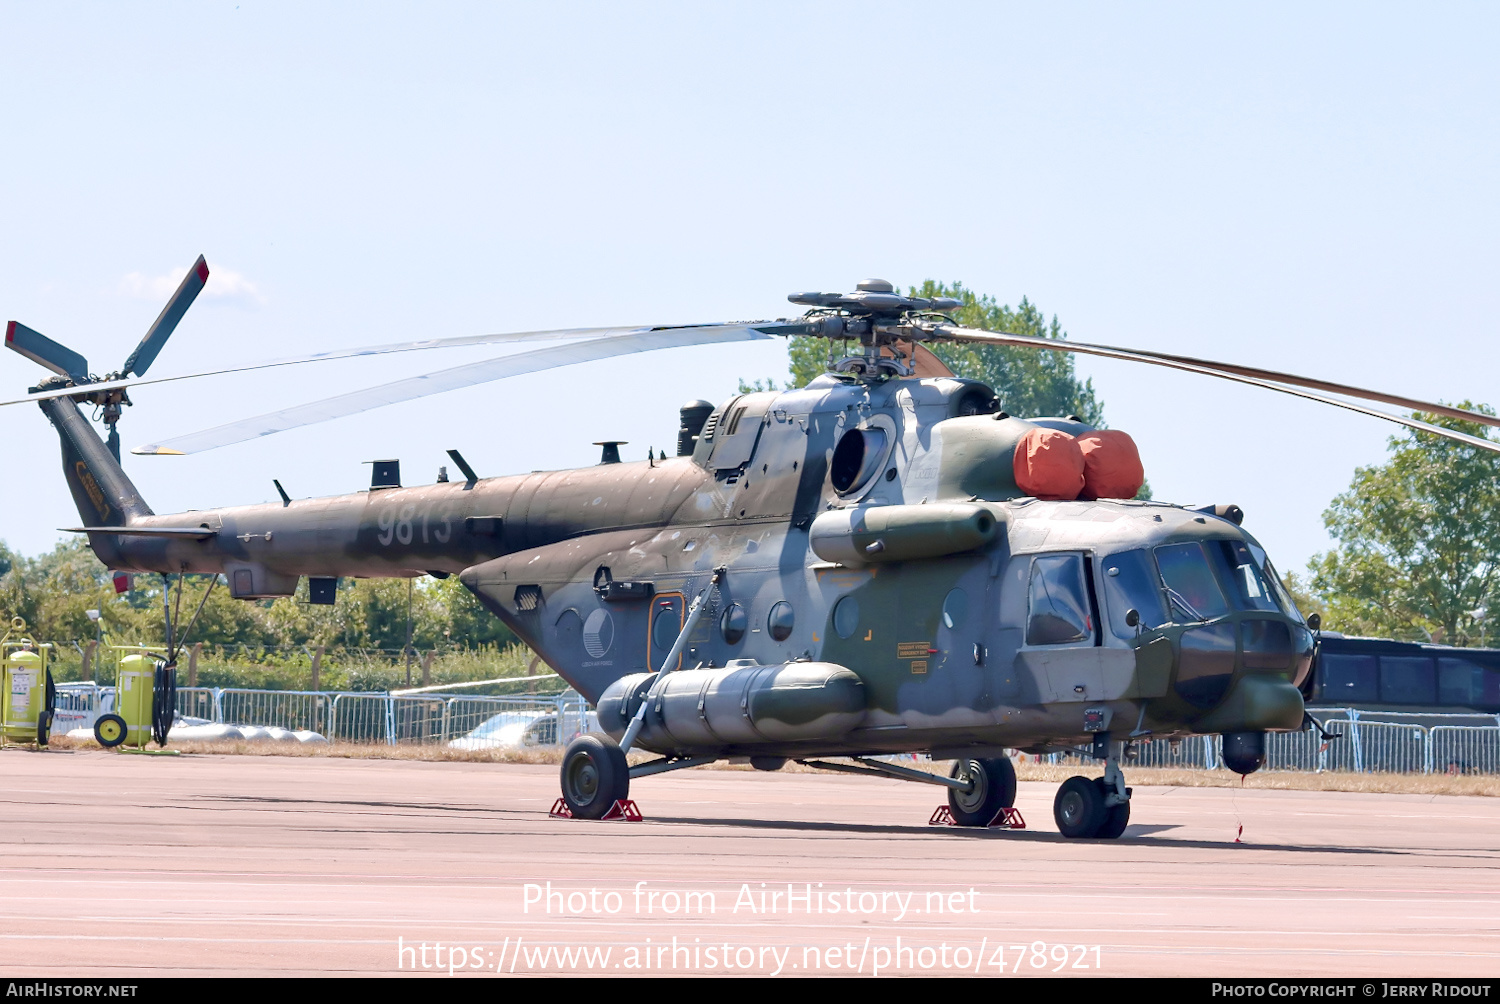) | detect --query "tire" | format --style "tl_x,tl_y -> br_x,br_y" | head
947,756 -> 1018,826
36,711 -> 51,748
1054,775 -> 1106,839
1094,782 -> 1132,839
560,734 -> 629,819
94,714 -> 127,749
